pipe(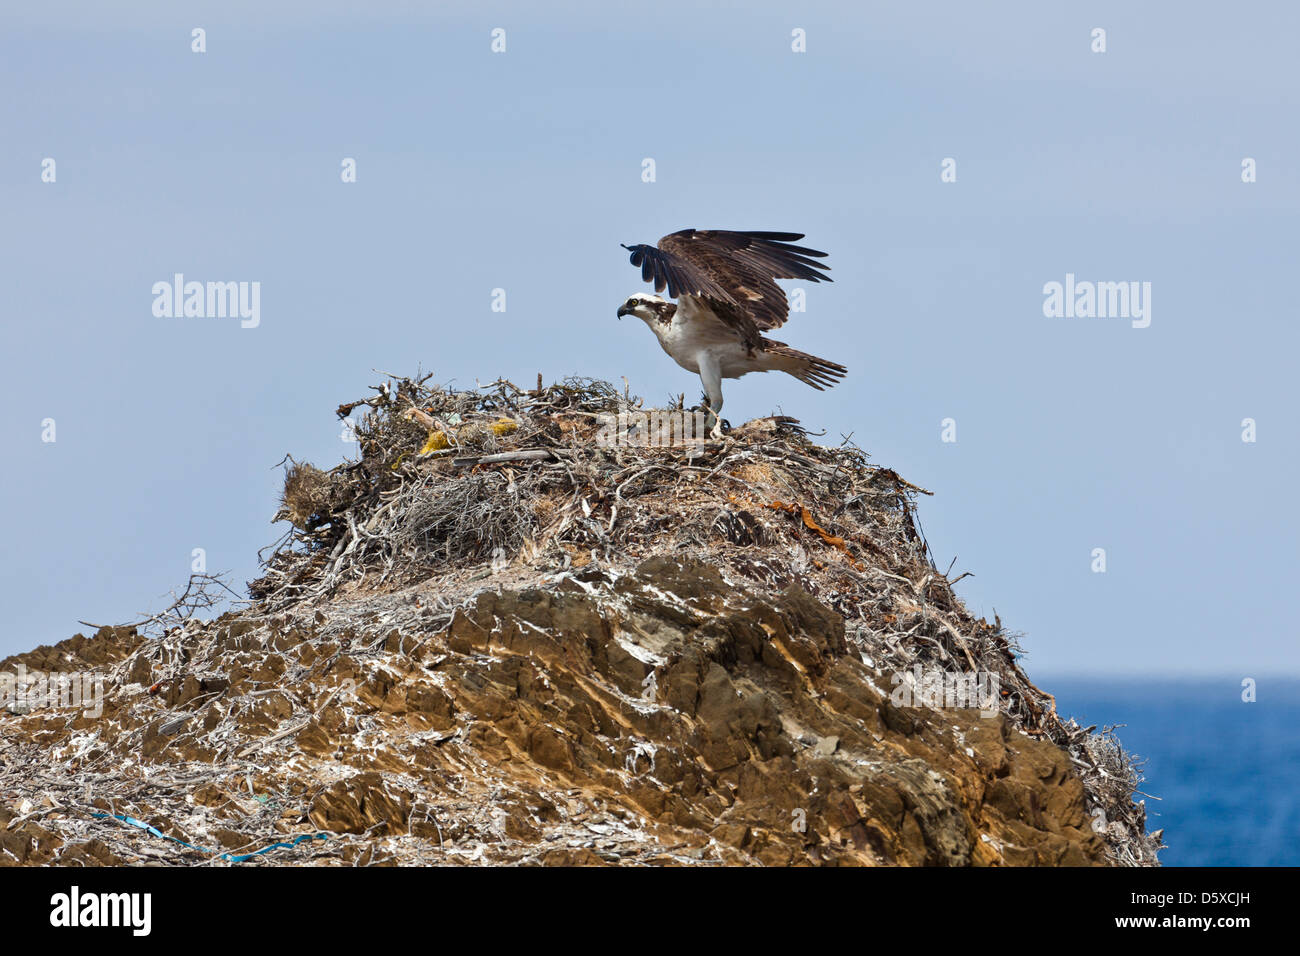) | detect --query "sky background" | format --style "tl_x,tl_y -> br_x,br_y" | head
2,0 -> 1296,681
